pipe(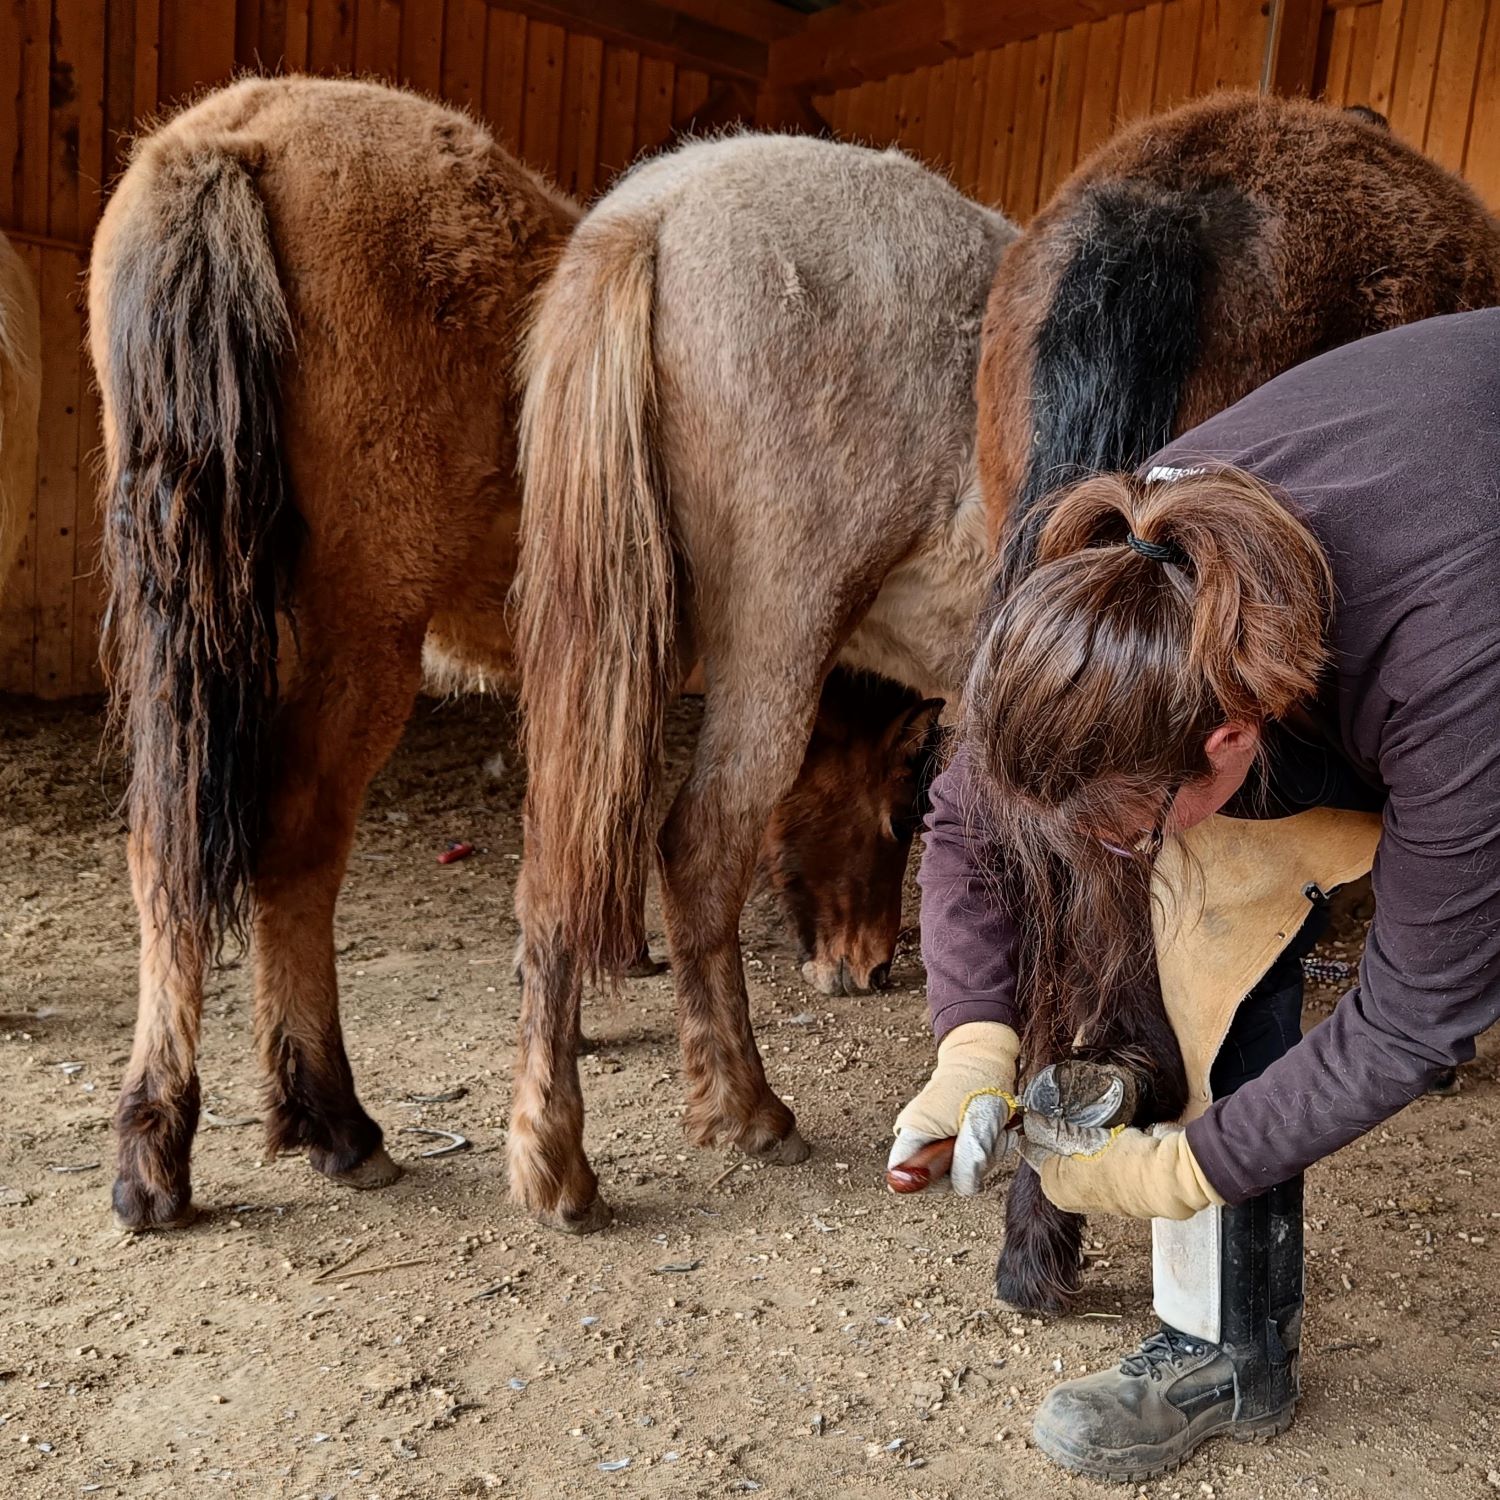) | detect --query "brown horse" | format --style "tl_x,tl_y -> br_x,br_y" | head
92,75 -> 581,1229
515,132 -> 1015,1230
1,229 -> 41,610
974,91 -> 1500,1315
